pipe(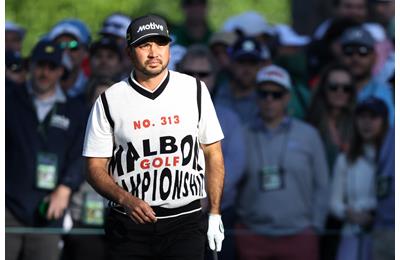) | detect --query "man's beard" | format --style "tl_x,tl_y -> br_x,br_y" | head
136,60 -> 169,77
